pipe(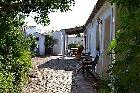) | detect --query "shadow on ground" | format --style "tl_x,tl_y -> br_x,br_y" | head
38,59 -> 79,93
38,59 -> 78,71
37,58 -> 96,93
